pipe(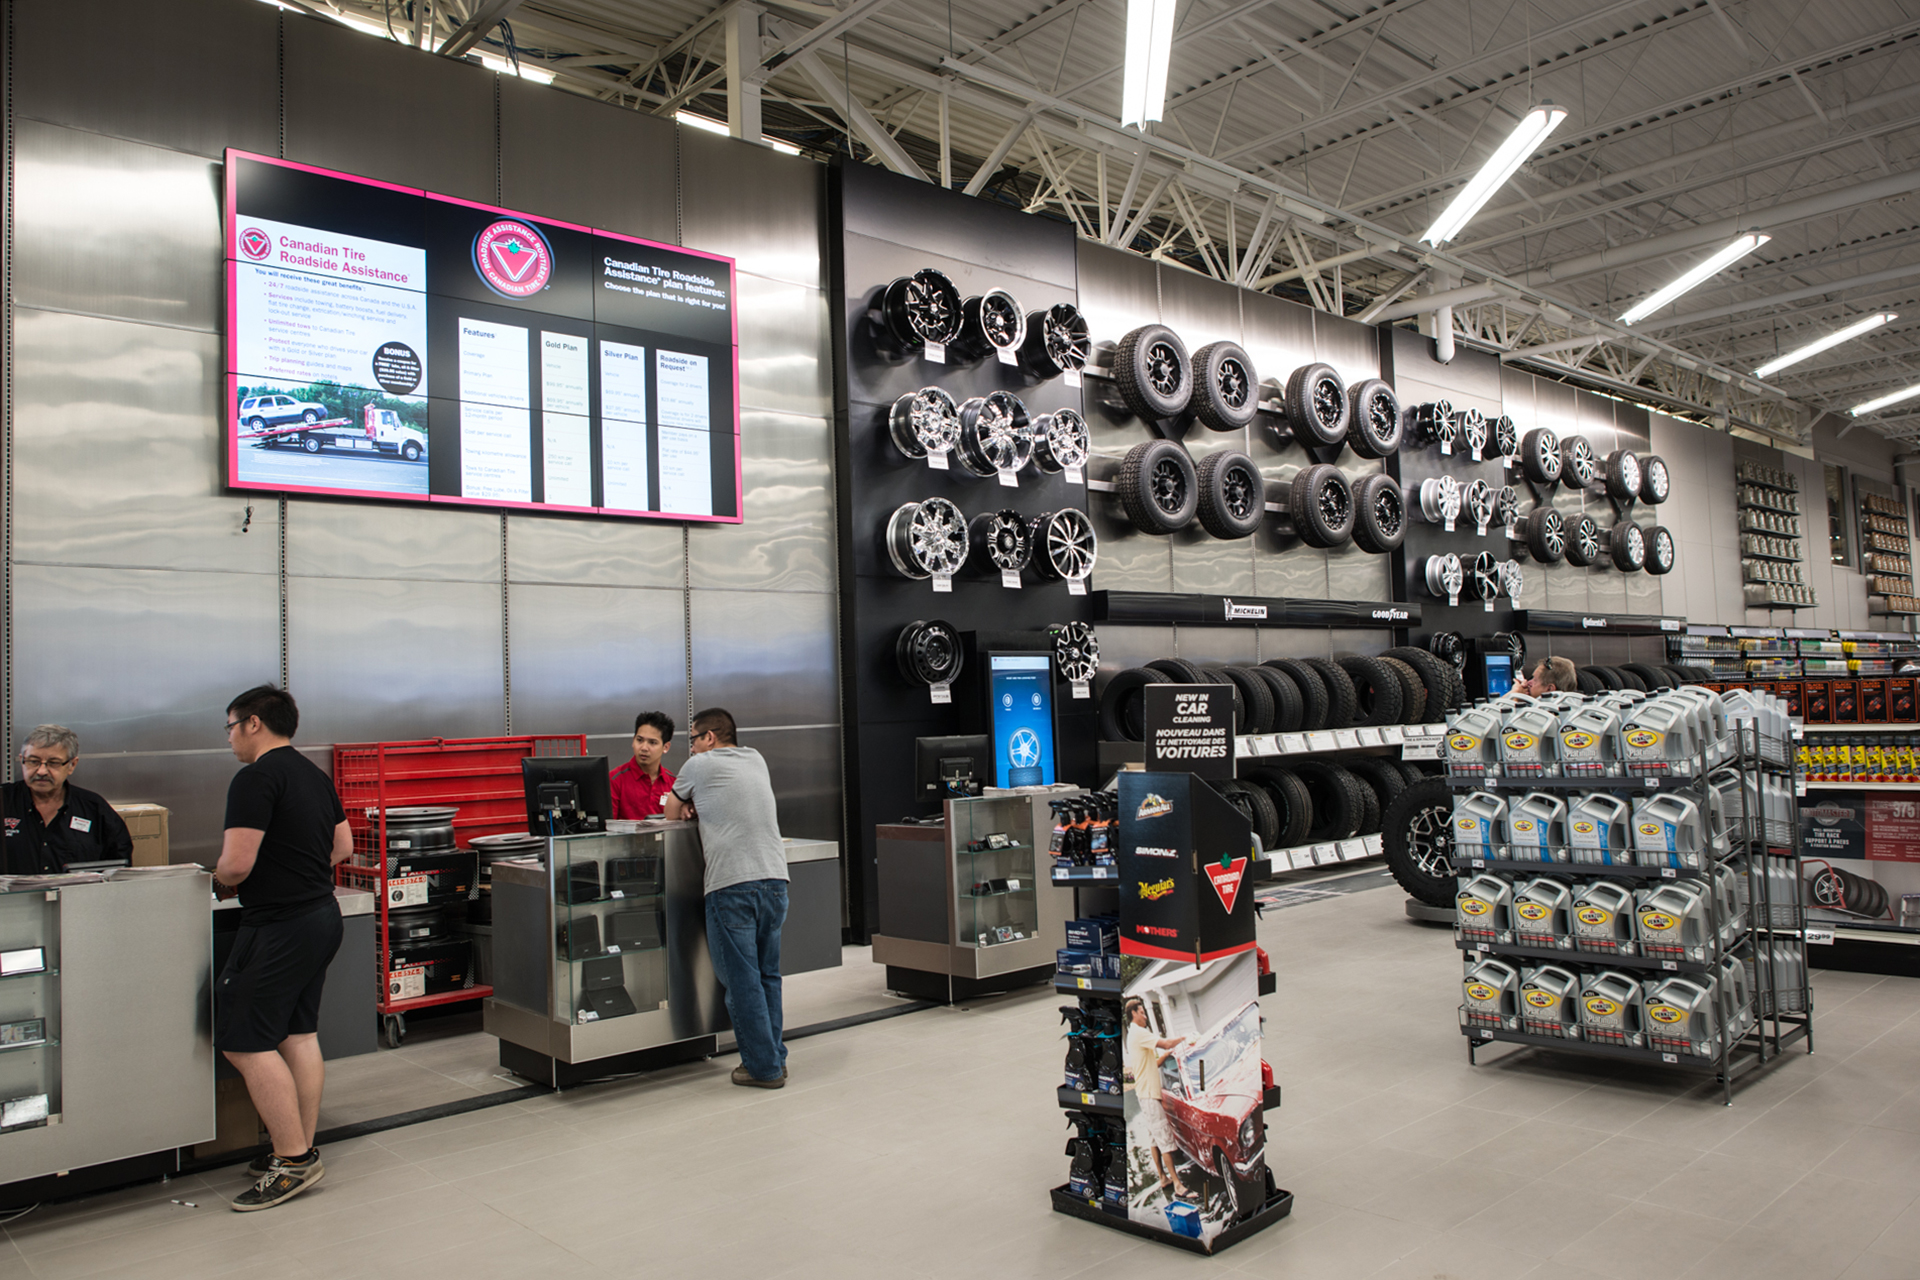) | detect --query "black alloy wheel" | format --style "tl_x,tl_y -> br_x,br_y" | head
896,620 -> 964,686
1020,304 -> 1092,378
878,269 -> 963,349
